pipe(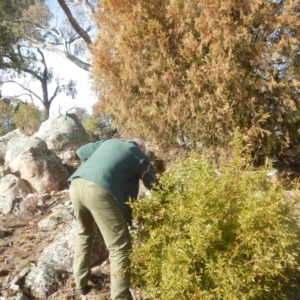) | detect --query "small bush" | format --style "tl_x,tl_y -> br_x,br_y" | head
81,115 -> 105,137
131,142 -> 300,299
13,102 -> 41,134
